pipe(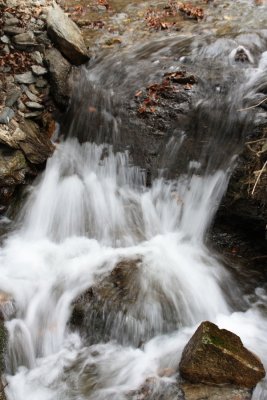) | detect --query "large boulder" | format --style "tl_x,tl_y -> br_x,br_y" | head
45,48 -> 72,109
46,3 -> 89,66
179,321 -> 265,389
